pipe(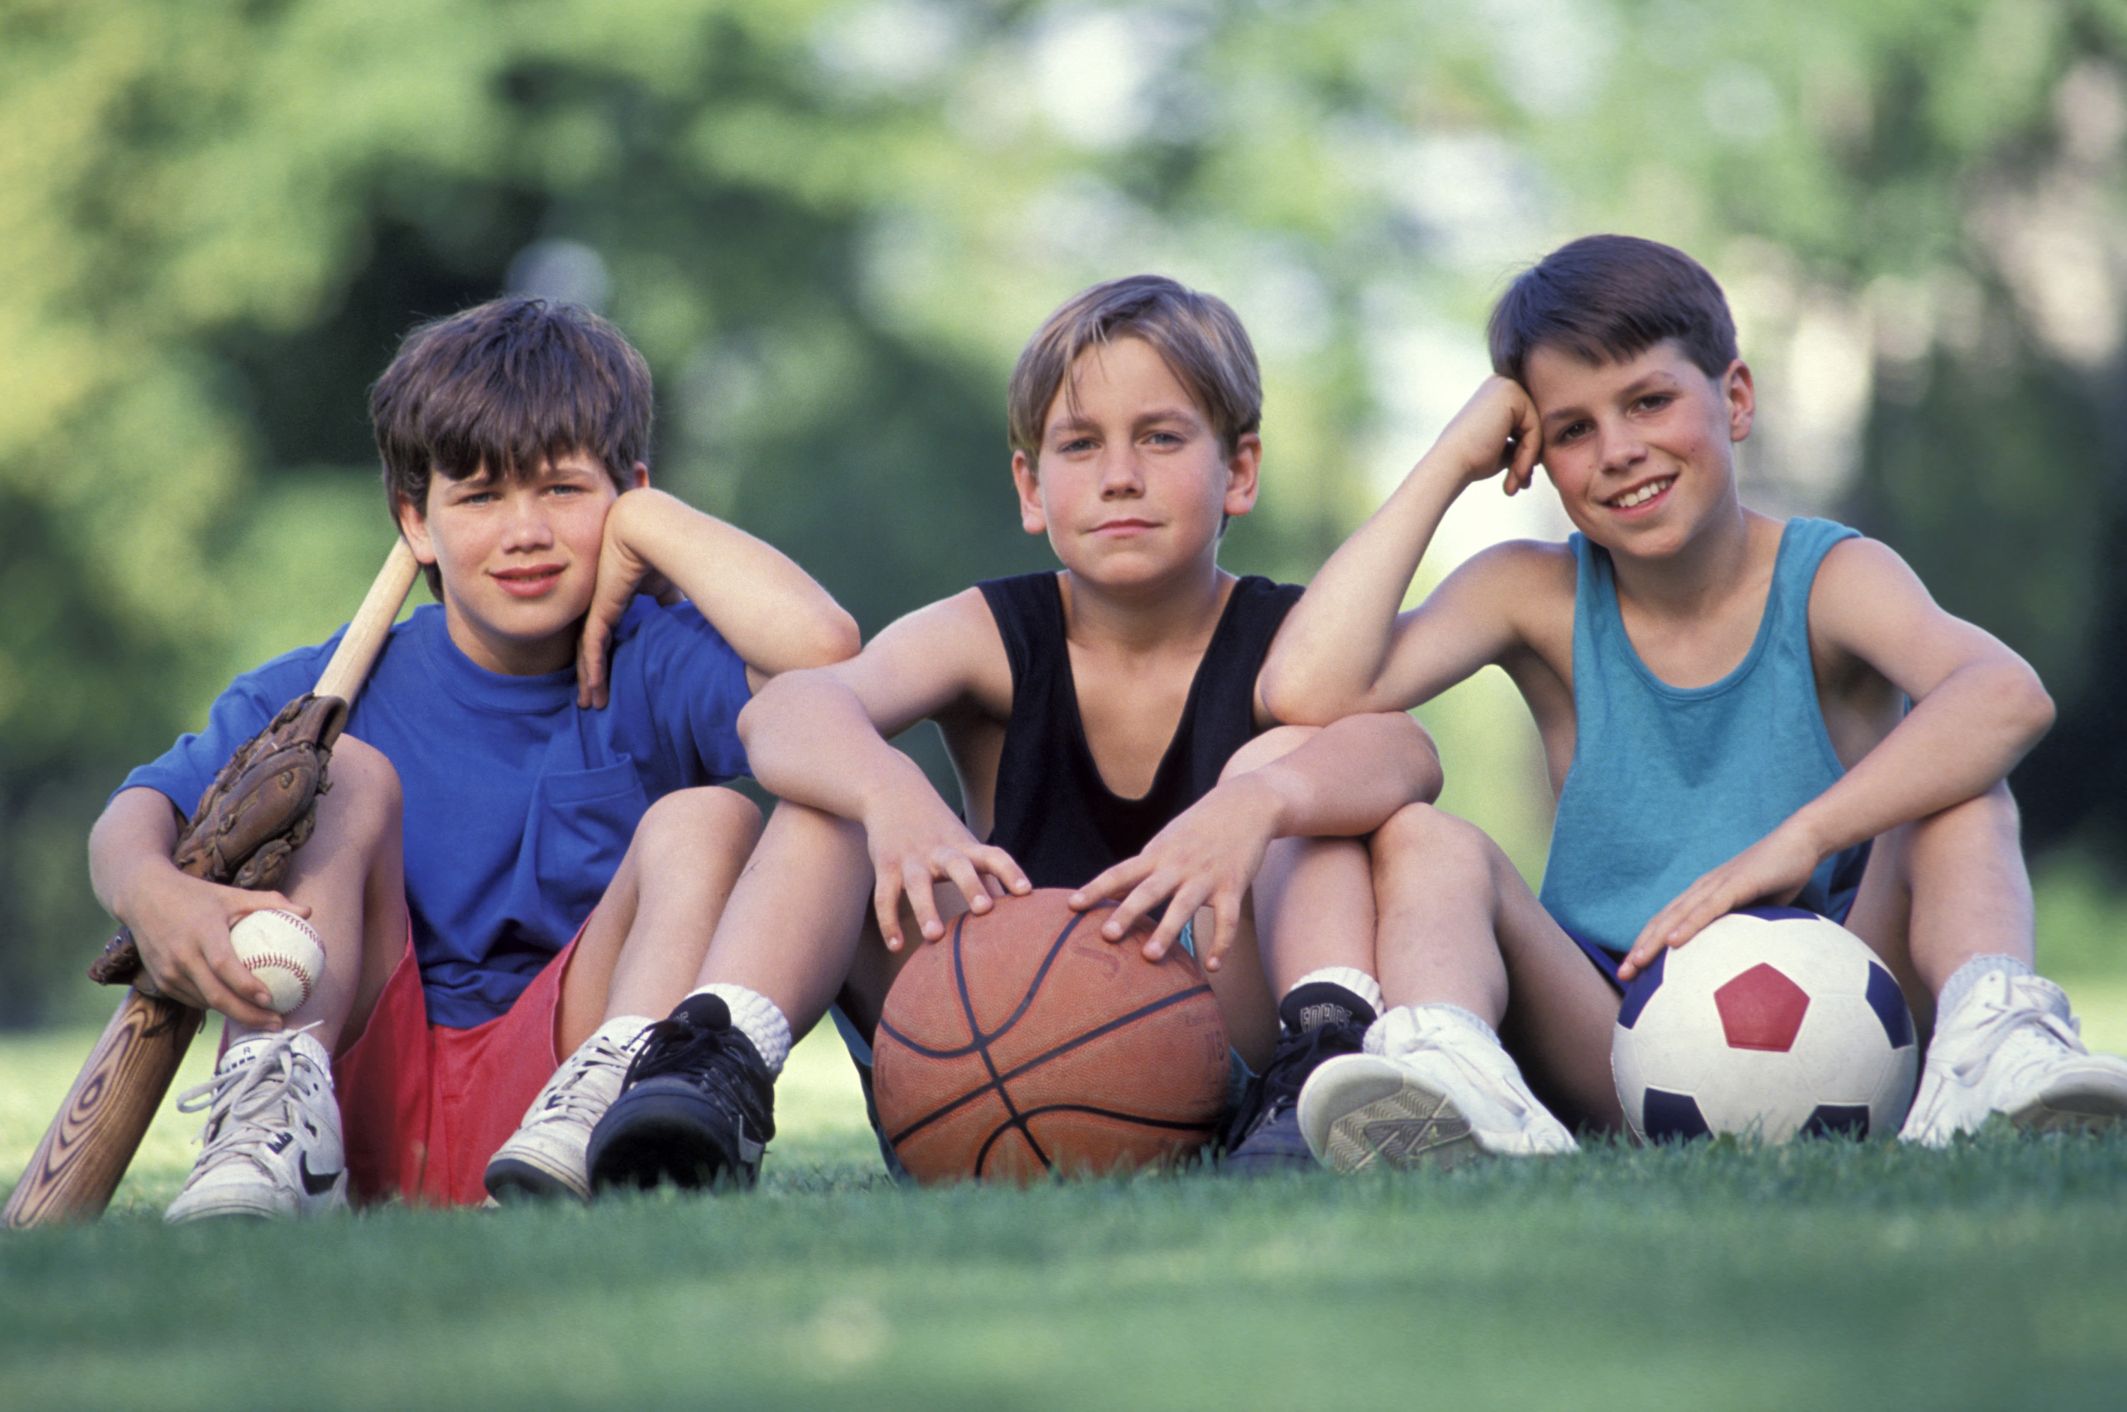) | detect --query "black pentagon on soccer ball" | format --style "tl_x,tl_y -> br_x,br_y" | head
1615,947 -> 1667,1030
1640,1087 -> 1710,1140
1865,962 -> 1915,1048
1800,1104 -> 1872,1139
